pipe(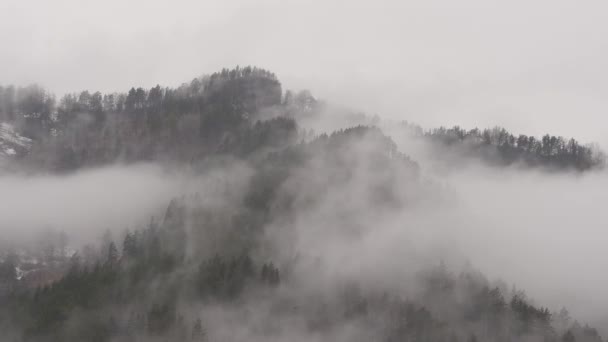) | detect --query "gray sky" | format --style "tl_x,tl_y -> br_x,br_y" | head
1,0 -> 608,144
